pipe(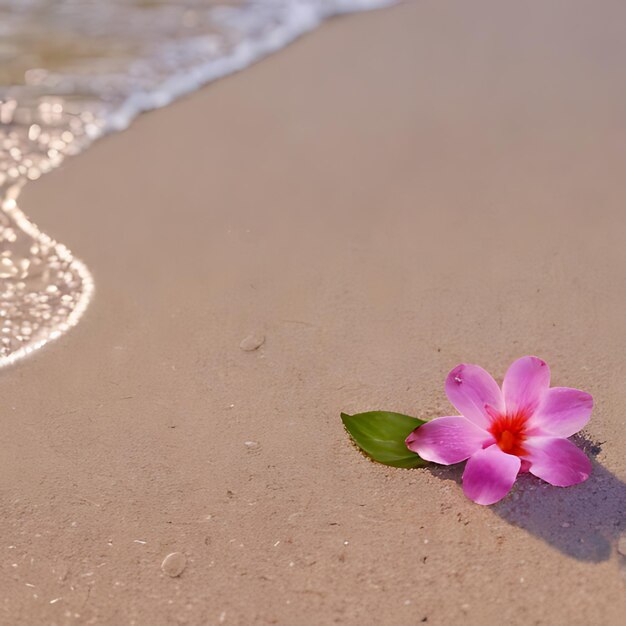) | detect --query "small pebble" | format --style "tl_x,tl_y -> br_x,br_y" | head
244,441 -> 259,450
239,333 -> 265,351
161,552 -> 187,577
617,533 -> 626,557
